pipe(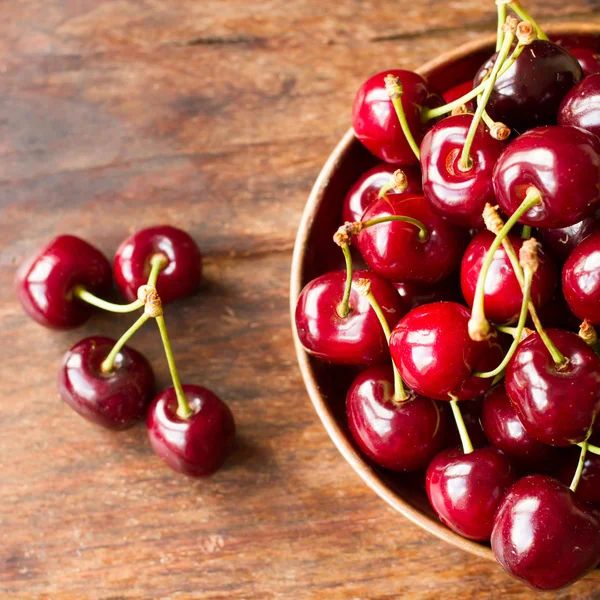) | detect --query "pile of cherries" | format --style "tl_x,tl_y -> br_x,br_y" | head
295,1 -> 600,591
16,225 -> 235,478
